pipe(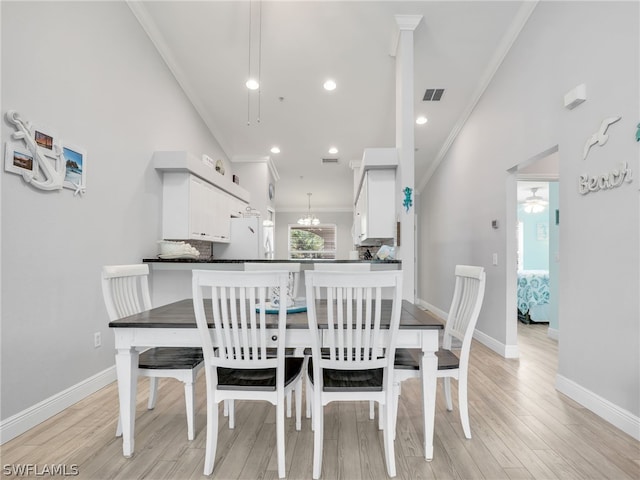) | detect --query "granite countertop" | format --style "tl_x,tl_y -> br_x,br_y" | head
143,258 -> 401,264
